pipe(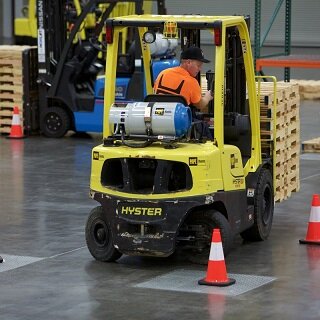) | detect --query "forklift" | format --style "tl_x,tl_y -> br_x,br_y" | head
85,14 -> 275,264
14,0 -> 160,44
15,0 -> 100,45
36,0 -> 174,137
